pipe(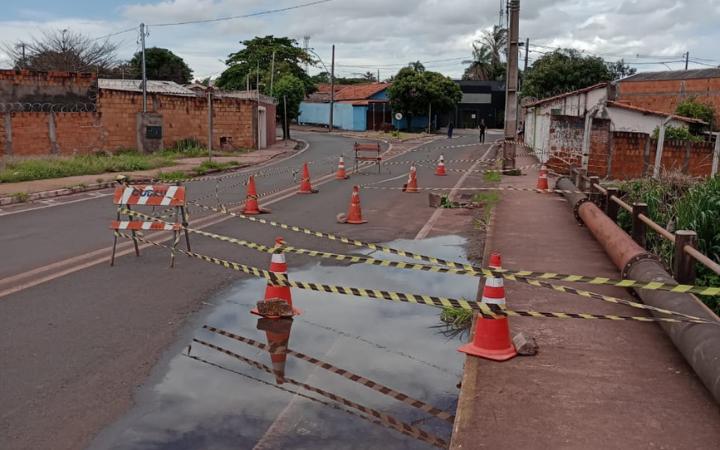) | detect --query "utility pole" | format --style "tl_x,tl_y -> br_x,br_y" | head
303,36 -> 310,73
207,87 -> 213,161
284,95 -> 288,143
685,51 -> 689,70
377,69 -> 380,82
140,23 -> 147,113
329,44 -> 335,132
270,51 -> 276,94
498,0 -> 504,28
427,103 -> 432,133
503,0 -> 520,170
524,37 -> 529,73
